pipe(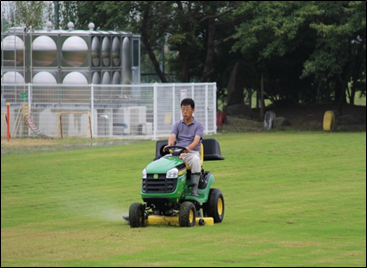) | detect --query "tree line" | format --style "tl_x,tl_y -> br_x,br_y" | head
2,1 -> 366,107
